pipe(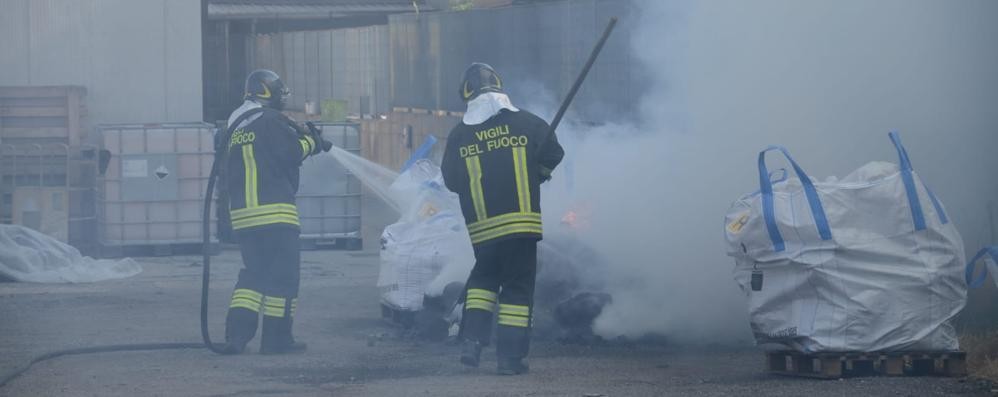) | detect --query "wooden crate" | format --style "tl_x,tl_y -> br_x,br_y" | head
0,86 -> 87,146
359,108 -> 460,171
766,350 -> 967,379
